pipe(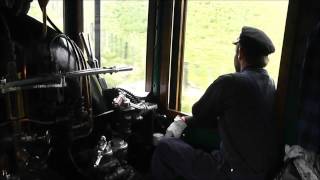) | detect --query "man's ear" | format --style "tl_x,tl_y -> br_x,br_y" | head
238,46 -> 245,61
